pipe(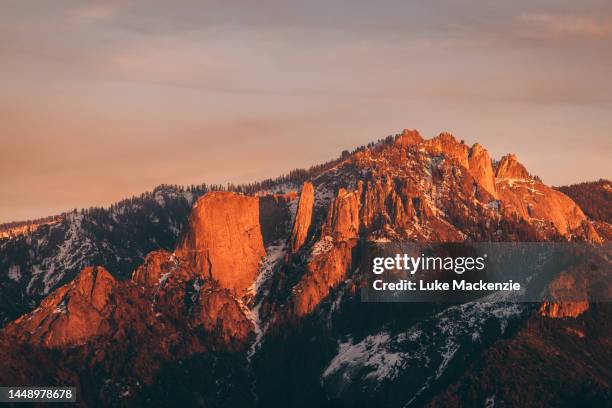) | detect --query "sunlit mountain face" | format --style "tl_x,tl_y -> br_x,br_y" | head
0,130 -> 609,407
